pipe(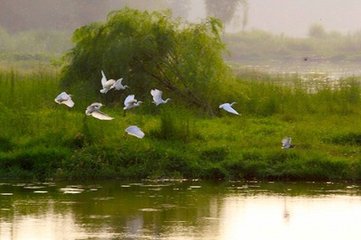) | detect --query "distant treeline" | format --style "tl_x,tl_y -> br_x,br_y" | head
3,17 -> 361,66
224,25 -> 361,63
